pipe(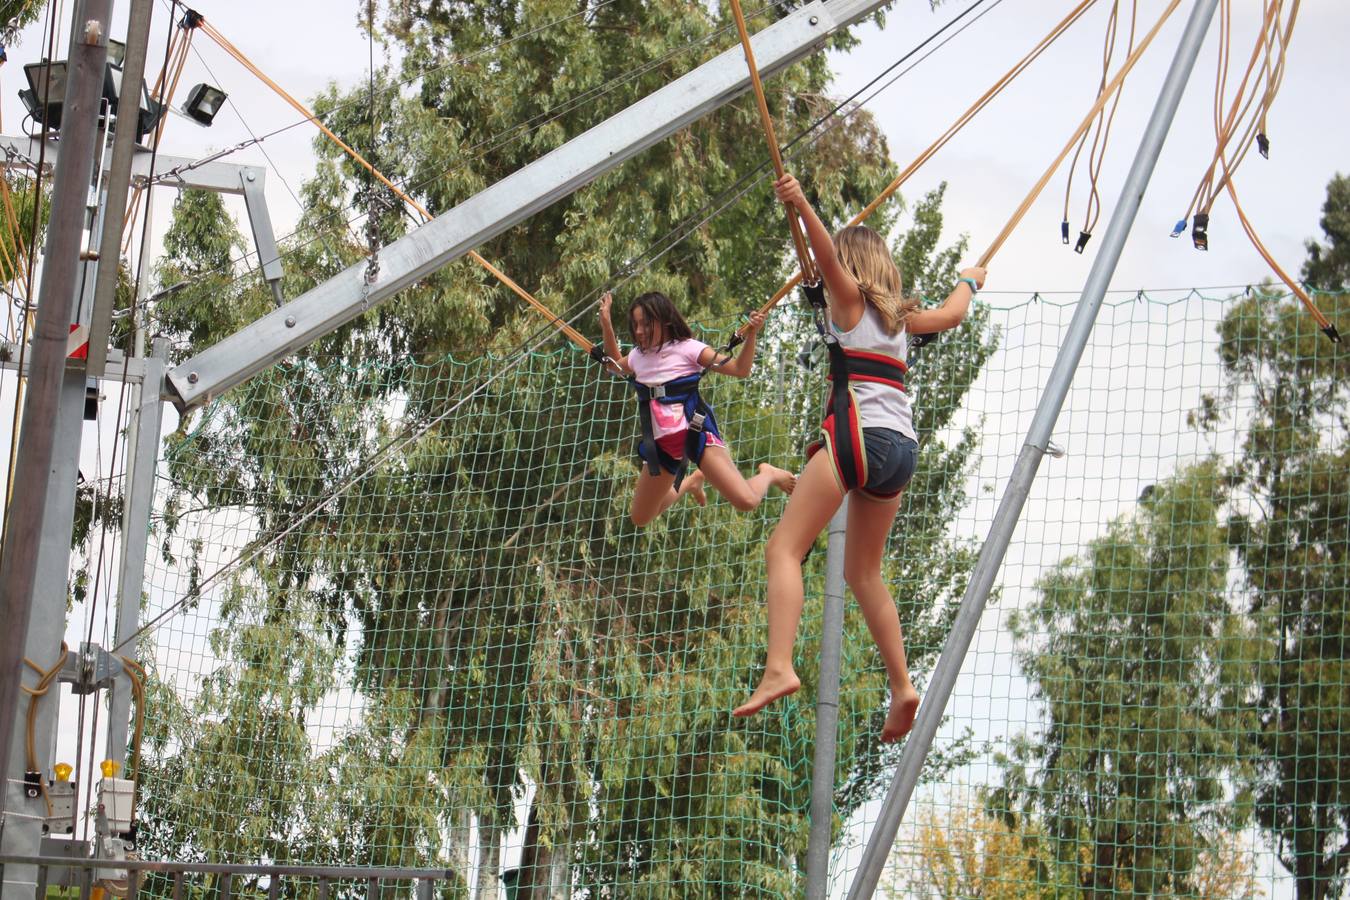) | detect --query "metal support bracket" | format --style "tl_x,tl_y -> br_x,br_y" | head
240,168 -> 285,307
56,643 -> 122,696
